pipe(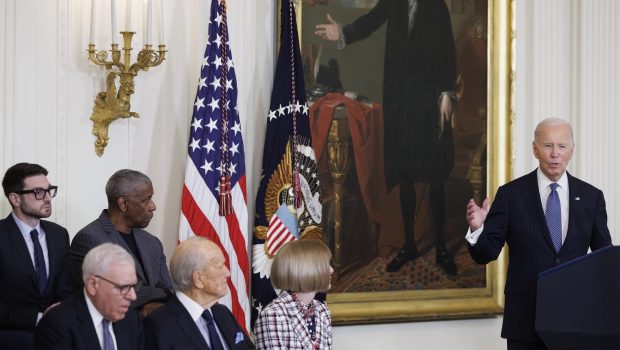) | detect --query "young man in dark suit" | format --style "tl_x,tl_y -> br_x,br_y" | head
0,163 -> 72,349
465,118 -> 613,350
34,243 -> 143,349
70,169 -> 173,318
144,237 -> 255,350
